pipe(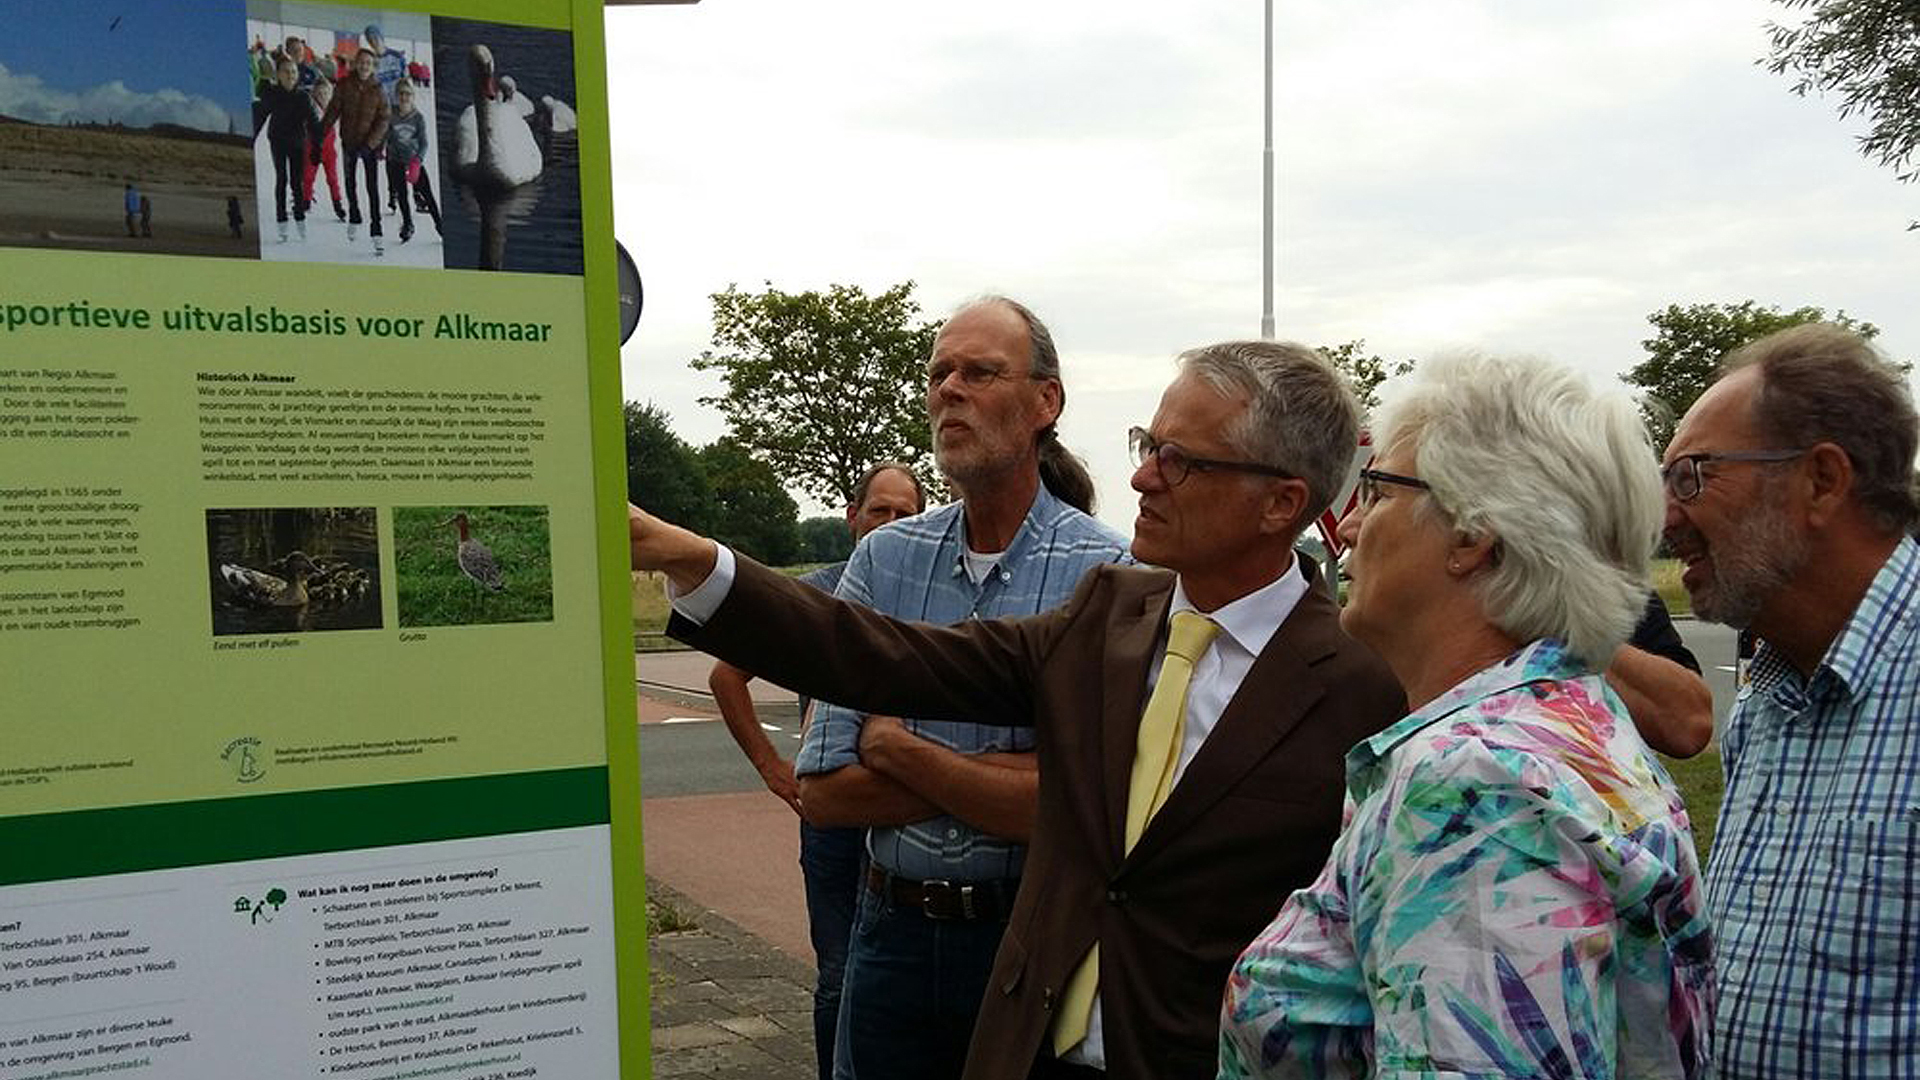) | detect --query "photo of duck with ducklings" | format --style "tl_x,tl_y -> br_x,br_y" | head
430,16 -> 581,274
206,506 -> 382,635
392,504 -> 552,627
